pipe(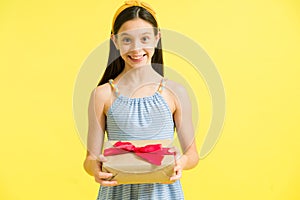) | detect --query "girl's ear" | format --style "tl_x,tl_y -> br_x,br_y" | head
155,31 -> 161,48
111,34 -> 119,50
